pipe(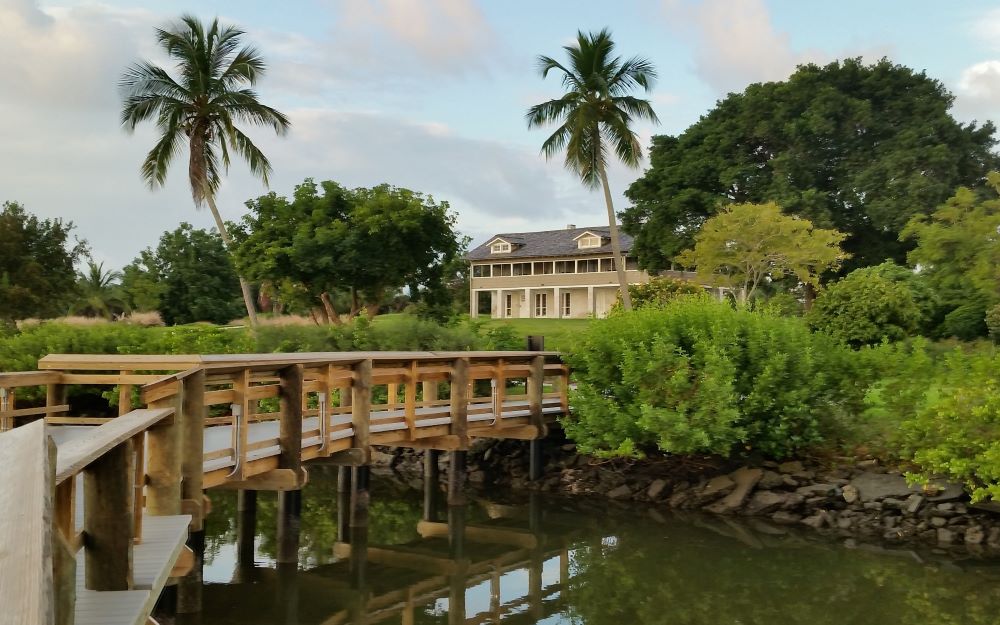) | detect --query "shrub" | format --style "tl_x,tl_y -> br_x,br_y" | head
939,299 -> 989,340
987,304 -> 1000,343
611,276 -> 705,313
564,297 -> 863,459
808,264 -> 922,347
